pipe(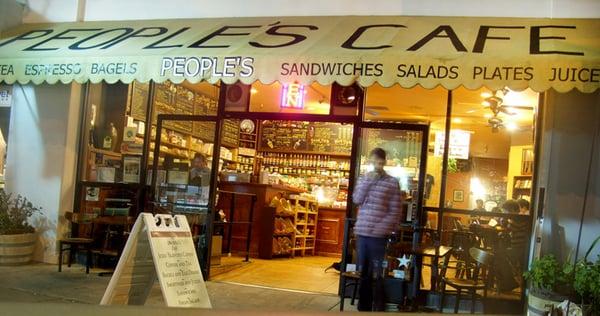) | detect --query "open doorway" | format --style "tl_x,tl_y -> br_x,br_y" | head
210,118 -> 354,295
